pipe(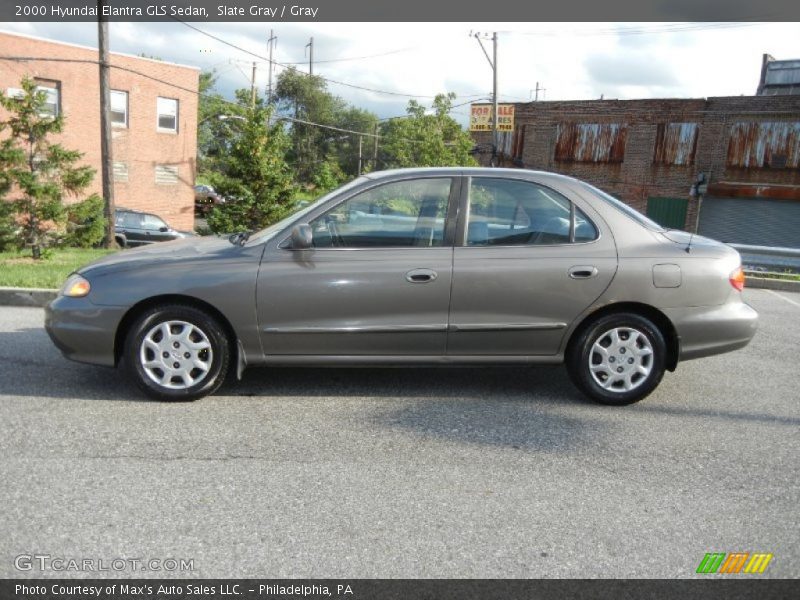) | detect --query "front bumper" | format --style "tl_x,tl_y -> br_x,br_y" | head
45,296 -> 128,367
664,299 -> 759,362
